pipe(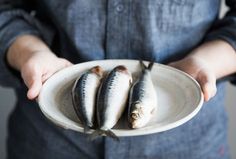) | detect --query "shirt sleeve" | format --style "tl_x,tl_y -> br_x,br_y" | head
204,0 -> 236,84
0,0 -> 54,88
